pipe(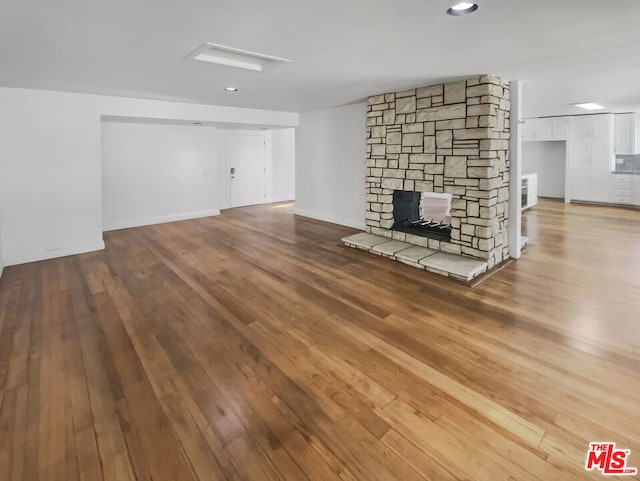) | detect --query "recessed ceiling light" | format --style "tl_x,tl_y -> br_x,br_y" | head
447,2 -> 479,15
187,43 -> 292,72
225,87 -> 238,92
573,102 -> 605,110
